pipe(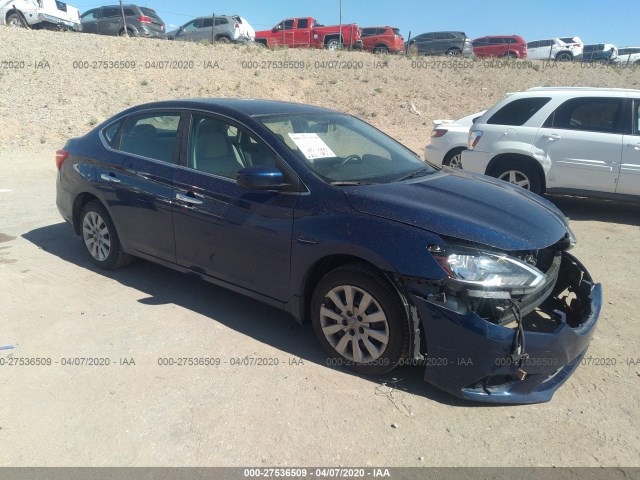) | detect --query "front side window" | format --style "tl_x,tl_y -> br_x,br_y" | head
258,113 -> 432,184
544,98 -> 624,134
189,115 -> 277,180
81,10 -> 97,21
117,113 -> 181,163
183,20 -> 199,31
488,97 -> 551,126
